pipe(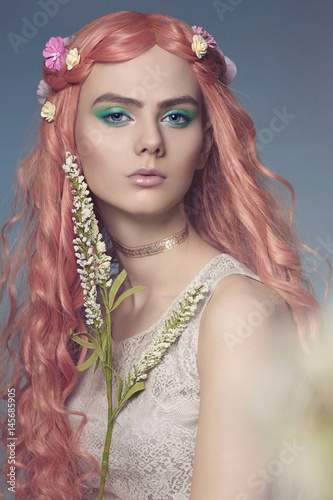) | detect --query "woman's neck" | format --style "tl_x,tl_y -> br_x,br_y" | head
99,205 -> 220,309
